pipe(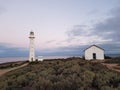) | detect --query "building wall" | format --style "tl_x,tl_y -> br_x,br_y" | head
85,46 -> 104,60
29,38 -> 35,61
29,32 -> 35,62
